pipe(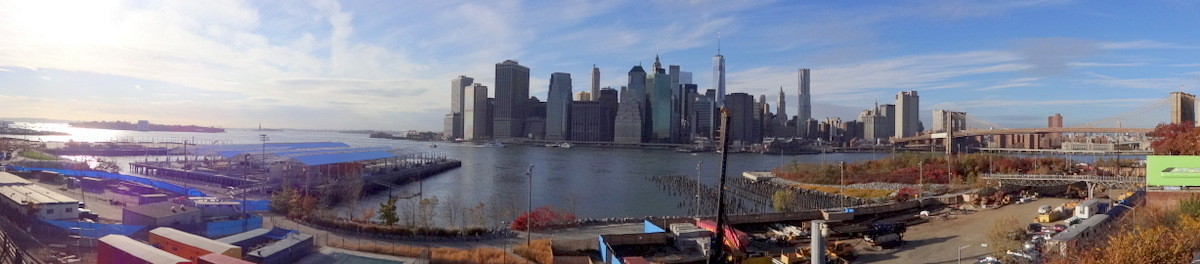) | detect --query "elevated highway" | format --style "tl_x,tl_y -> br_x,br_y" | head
893,127 -> 1153,144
